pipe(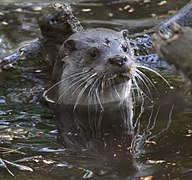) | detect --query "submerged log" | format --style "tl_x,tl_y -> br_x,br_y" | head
153,24 -> 192,84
